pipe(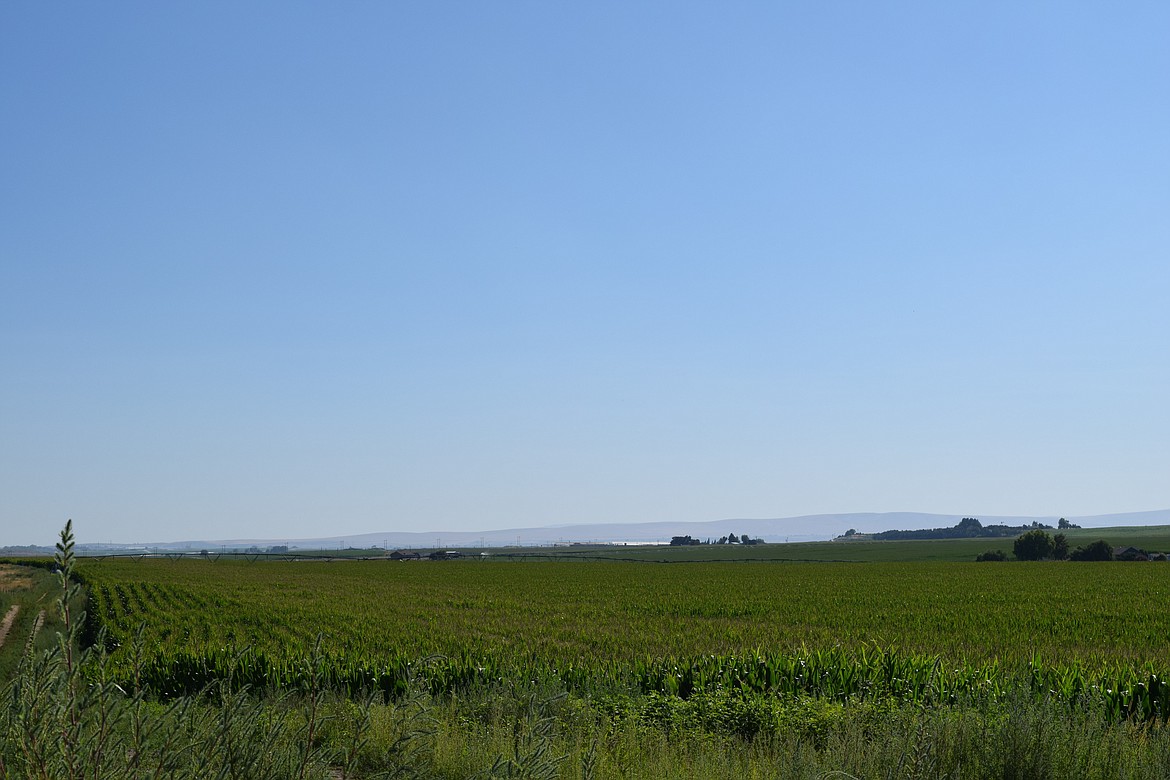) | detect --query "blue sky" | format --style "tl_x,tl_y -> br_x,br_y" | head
2,3 -> 1167,544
